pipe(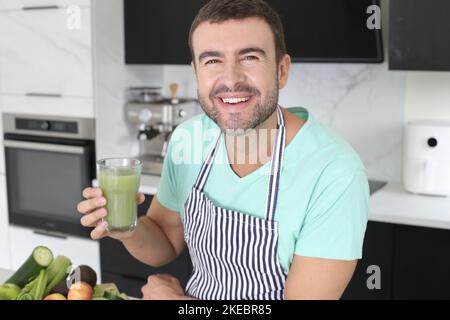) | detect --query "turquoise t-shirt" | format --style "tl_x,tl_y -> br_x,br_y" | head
157,107 -> 369,273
